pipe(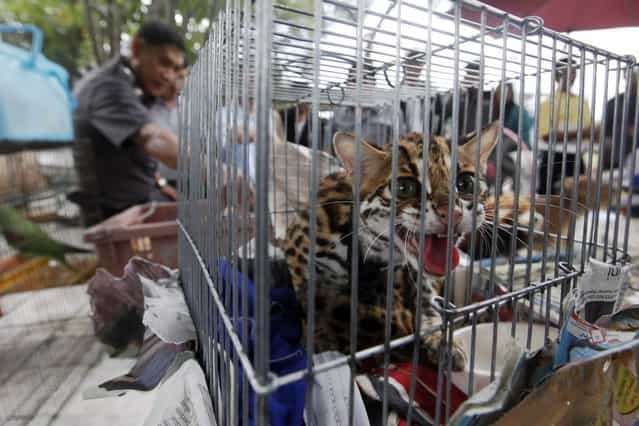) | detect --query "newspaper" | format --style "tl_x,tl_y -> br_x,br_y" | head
554,307 -> 638,367
143,359 -> 216,426
576,257 -> 631,323
305,351 -> 370,426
